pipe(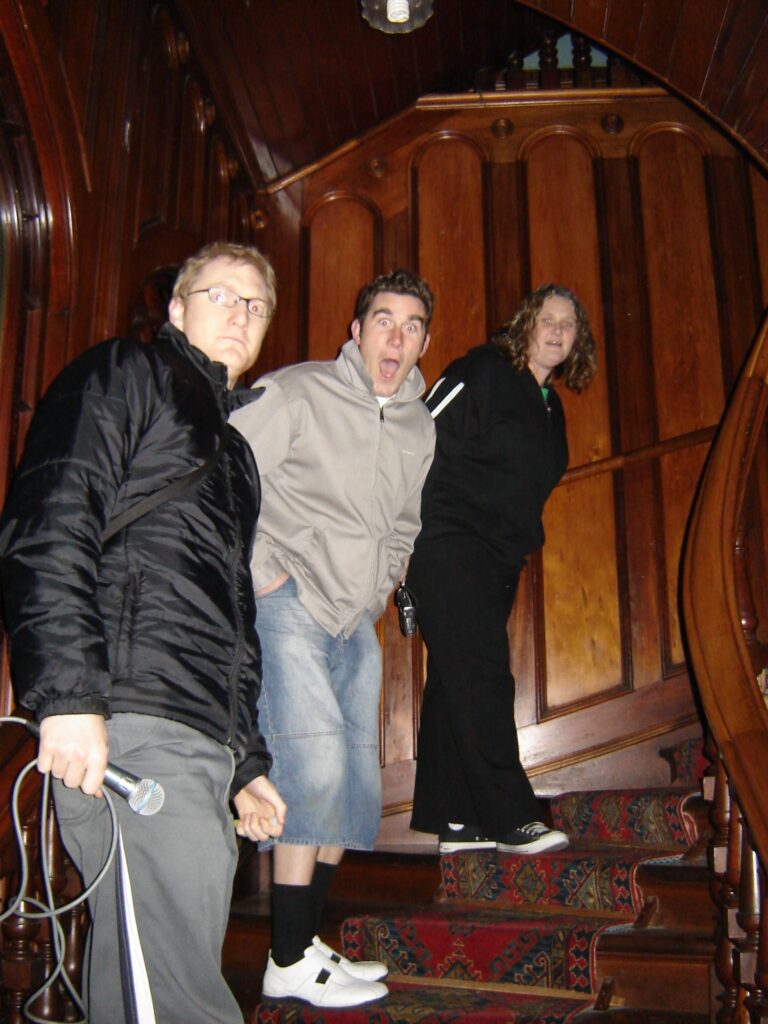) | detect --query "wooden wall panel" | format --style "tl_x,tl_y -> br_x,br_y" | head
638,129 -> 724,440
250,89 -> 768,839
488,160 -> 528,323
304,196 -> 377,362
525,130 -> 619,711
5,0 -> 768,845
659,444 -> 710,668
415,135 -> 487,384
206,137 -> 233,242
132,7 -> 179,242
0,0 -> 290,725
541,475 -> 623,709
176,79 -> 207,233
621,462 -> 663,688
525,131 -> 610,465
